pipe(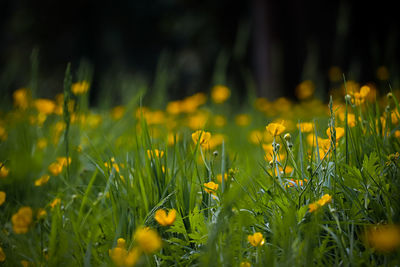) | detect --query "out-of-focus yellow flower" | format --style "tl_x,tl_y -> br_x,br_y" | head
308,194 -> 332,213
240,261 -> 251,267
216,173 -> 228,183
249,130 -> 263,144
0,246 -> 5,262
211,85 -> 230,104
147,149 -> 164,159
0,191 -> 5,206
71,81 -> 90,95
187,112 -> 208,130
298,122 -> 313,133
296,80 -> 315,100
339,112 -> 356,127
365,224 -> 400,252
179,93 -> 207,113
266,122 -> 286,136
37,138 -> 48,150
326,127 -> 345,141
13,88 -> 30,109
213,115 -> 226,127
235,114 -> 251,127
376,66 -> 389,81
48,157 -> 71,176
395,130 -> 400,138
344,80 -> 360,95
208,134 -> 225,149
109,238 -> 128,266
166,101 -> 182,115
248,232 -> 265,247
154,209 -> 176,226
37,208 -> 47,220
286,179 -> 308,188
134,227 -> 162,254
111,106 -> 126,120
34,174 -> 50,186
360,85 -> 370,98
0,165 -> 9,178
192,130 -> 211,147
204,181 -> 219,195
50,198 -> 61,209
34,99 -> 56,115
11,206 -> 33,234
